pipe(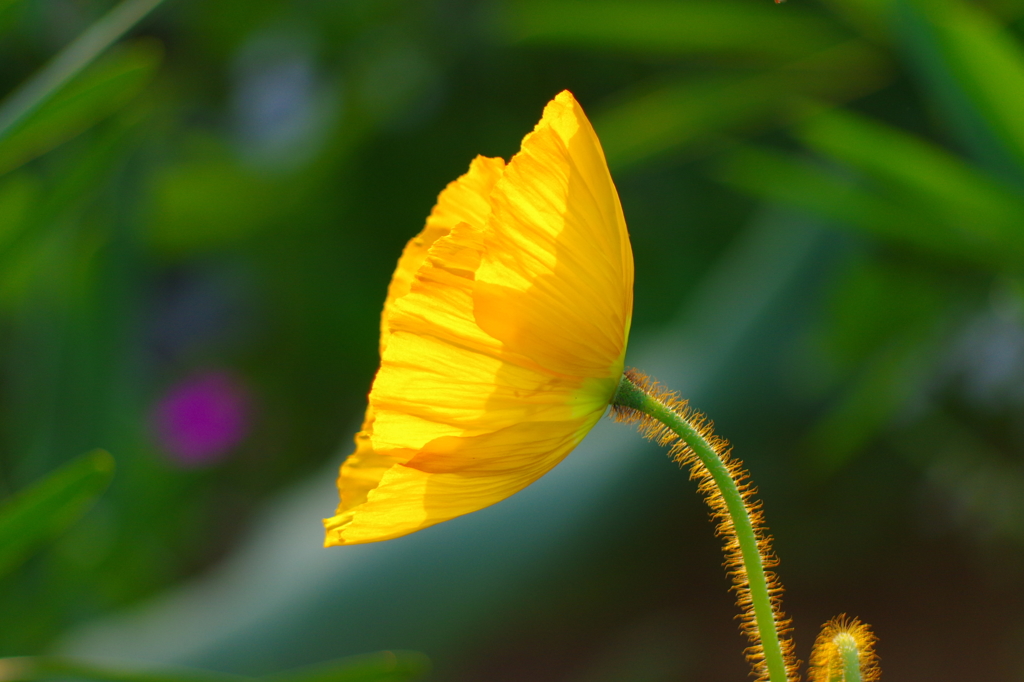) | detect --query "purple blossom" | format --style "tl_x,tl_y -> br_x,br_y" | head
152,371 -> 250,467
